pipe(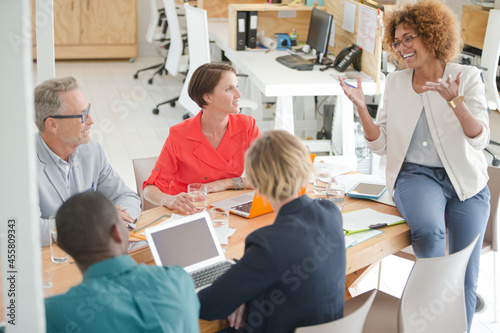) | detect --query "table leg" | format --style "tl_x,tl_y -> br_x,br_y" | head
275,96 -> 294,134
344,263 -> 378,300
332,94 -> 356,157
